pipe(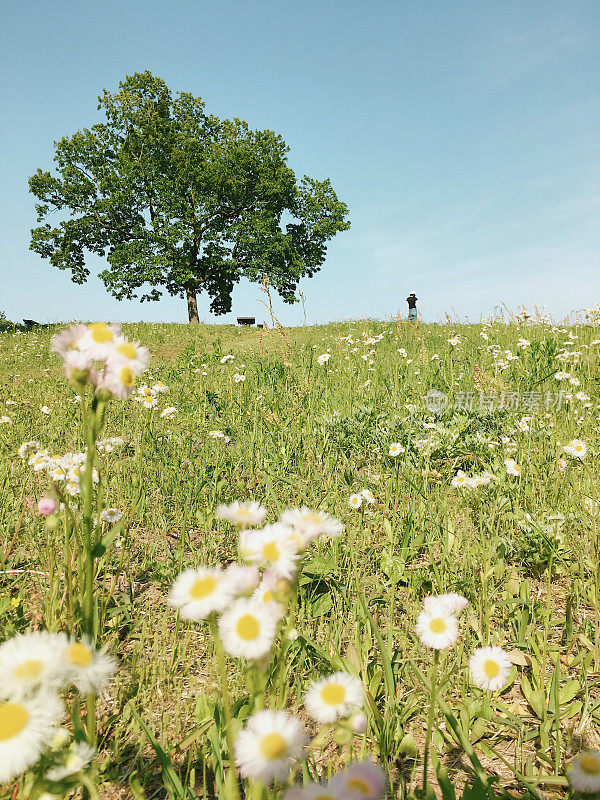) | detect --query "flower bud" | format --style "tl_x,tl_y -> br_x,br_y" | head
351,712 -> 367,734
333,725 -> 352,745
45,514 -> 59,530
38,497 -> 57,516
